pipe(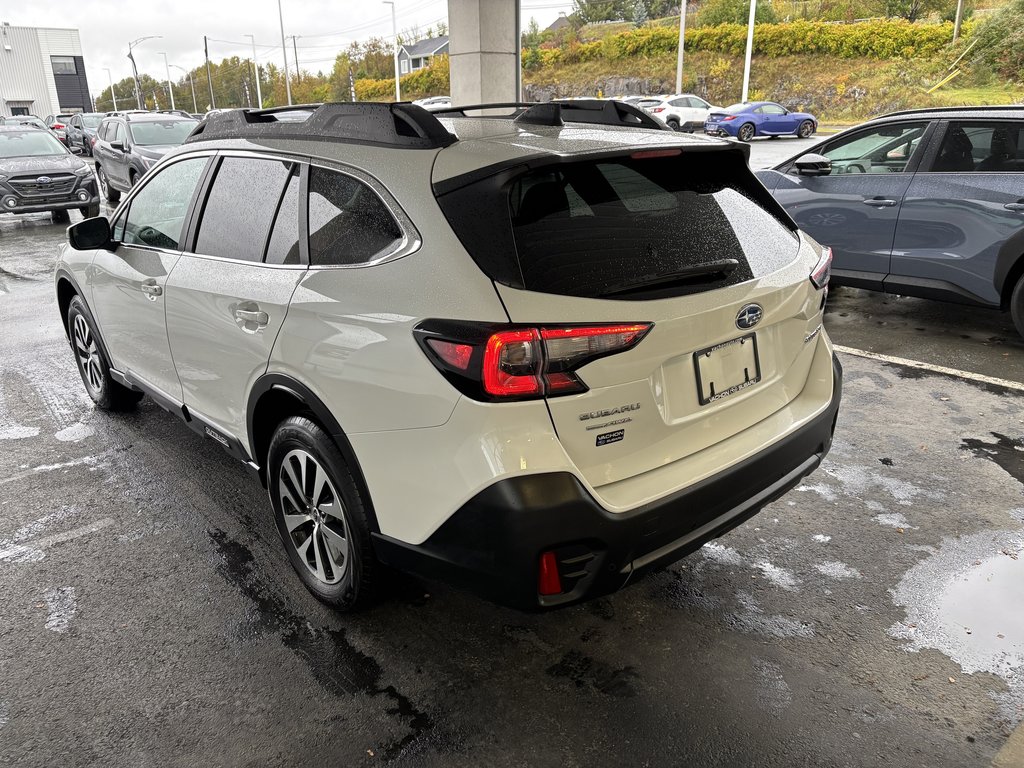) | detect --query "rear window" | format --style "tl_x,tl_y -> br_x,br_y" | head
438,150 -> 798,300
